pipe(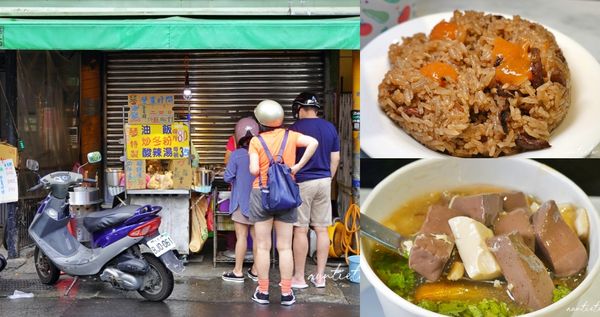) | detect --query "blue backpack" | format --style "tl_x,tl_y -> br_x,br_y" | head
256,130 -> 303,213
